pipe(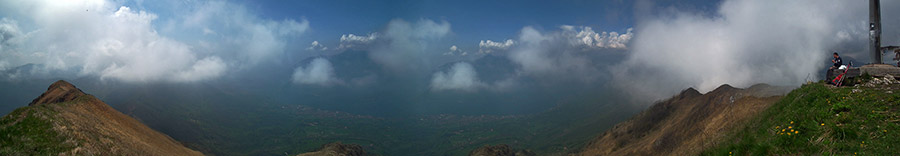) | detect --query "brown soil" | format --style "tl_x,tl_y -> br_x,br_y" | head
579,84 -> 790,156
